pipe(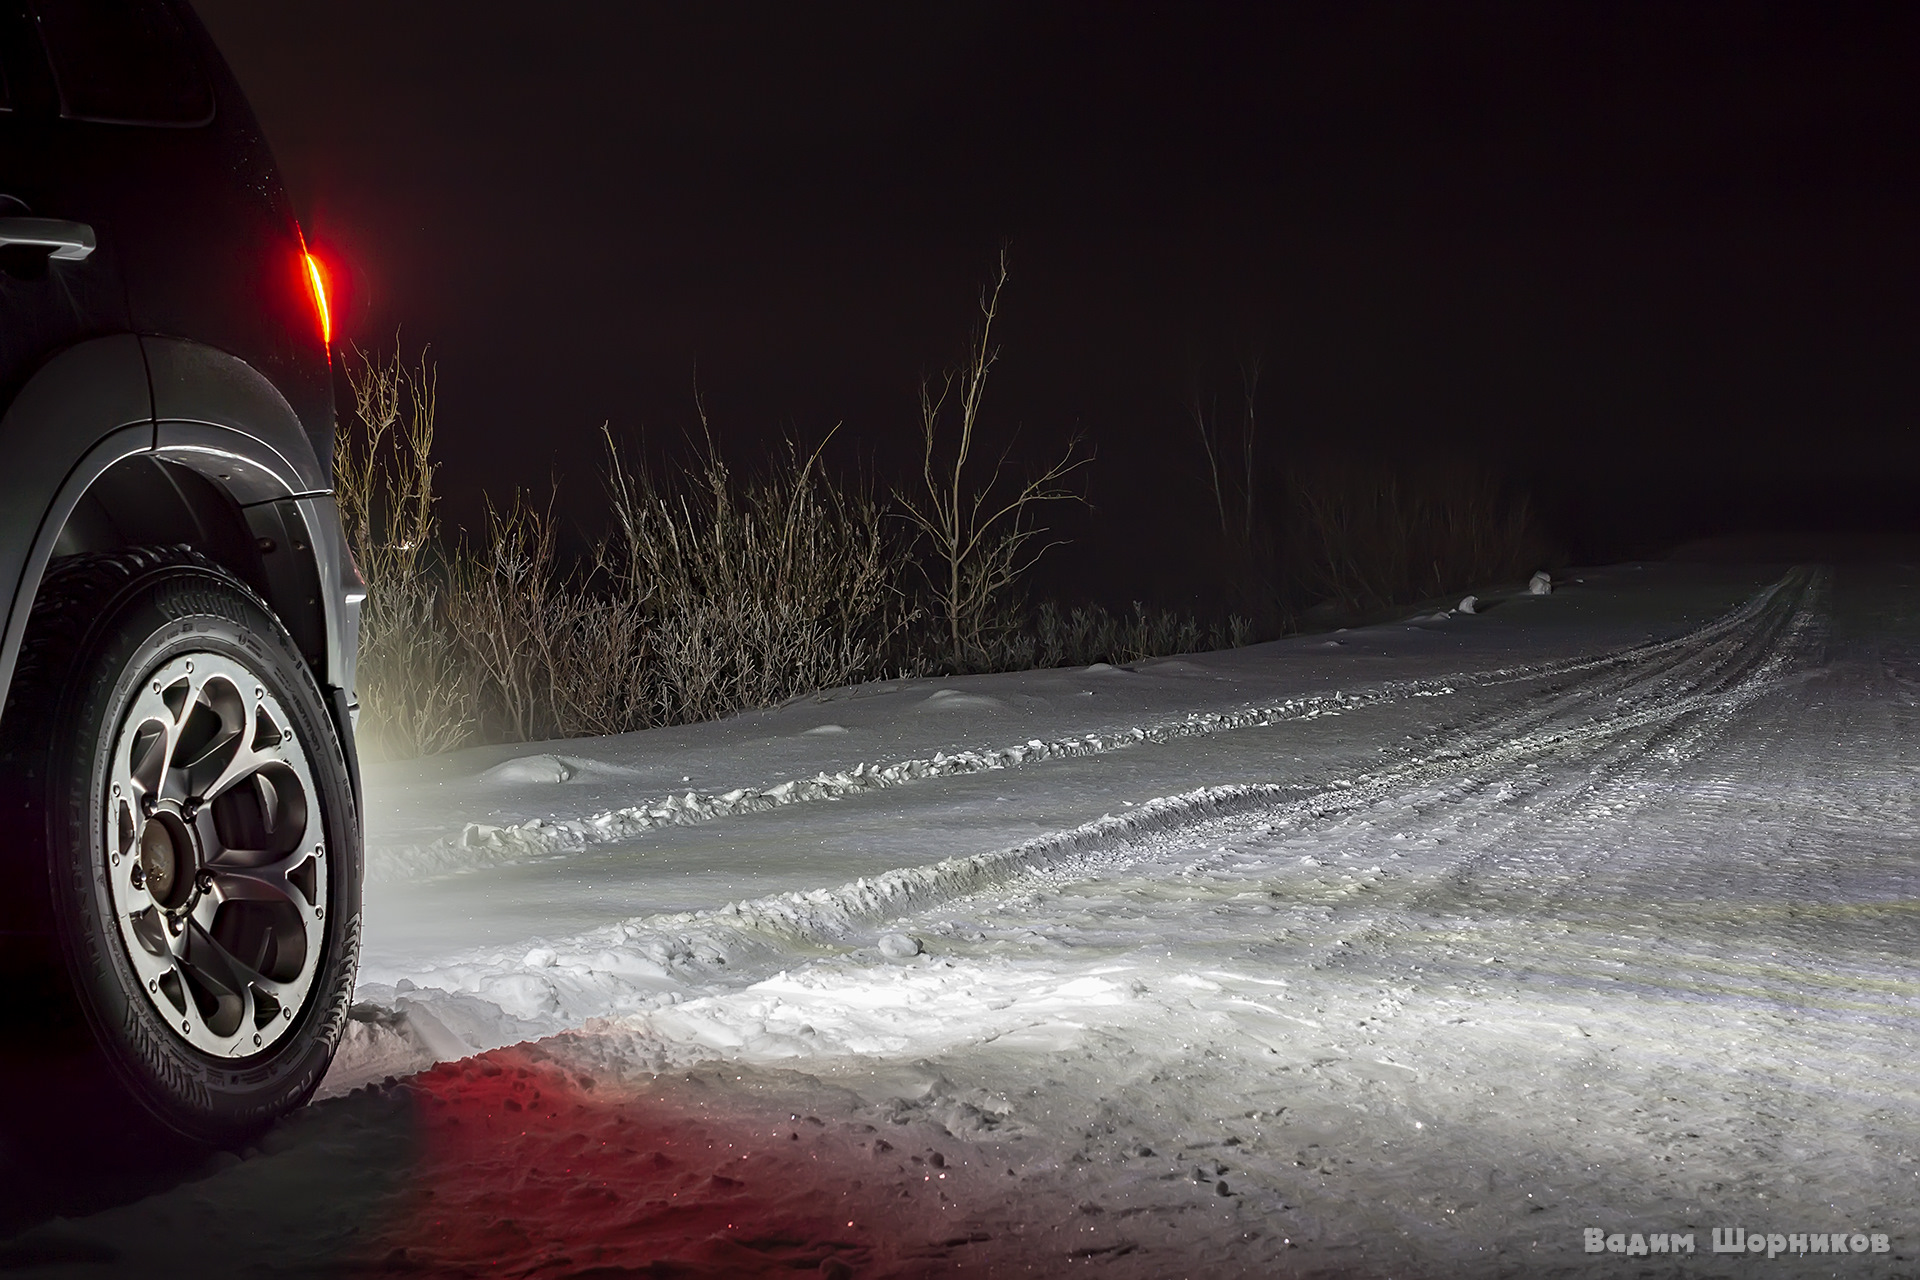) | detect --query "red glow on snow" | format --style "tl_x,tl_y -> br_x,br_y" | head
363,1050 -> 976,1276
